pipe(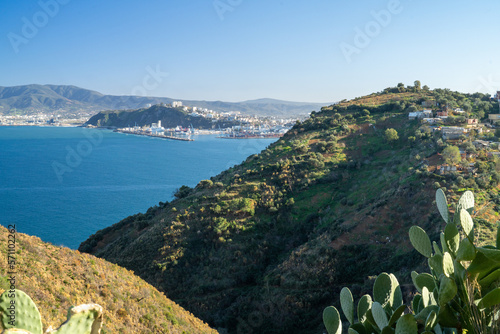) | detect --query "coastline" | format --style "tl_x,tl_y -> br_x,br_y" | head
114,129 -> 194,141
0,123 -> 83,128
